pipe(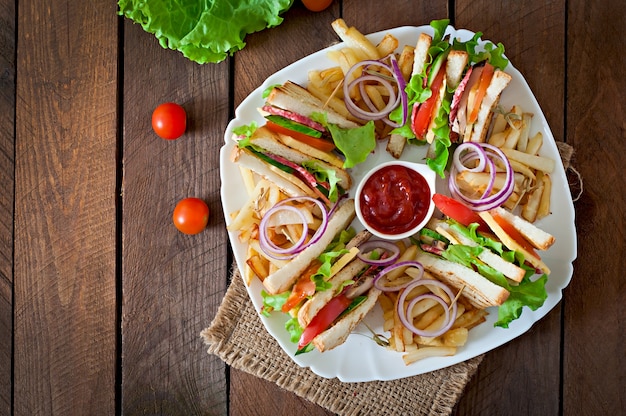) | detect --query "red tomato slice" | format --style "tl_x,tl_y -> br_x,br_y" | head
265,121 -> 336,153
411,68 -> 445,140
297,294 -> 352,349
467,63 -> 494,124
432,194 -> 490,233
491,213 -> 540,259
281,261 -> 320,313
